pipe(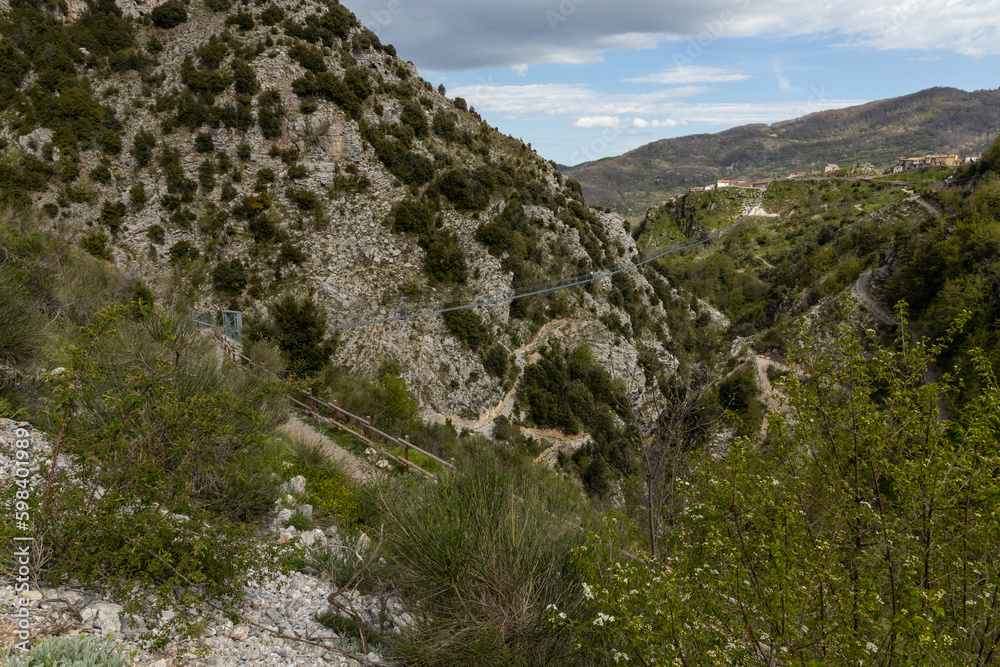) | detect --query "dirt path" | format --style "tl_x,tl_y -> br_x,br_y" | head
279,415 -> 380,484
852,271 -> 896,325
908,193 -> 942,217
432,318 -> 590,432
